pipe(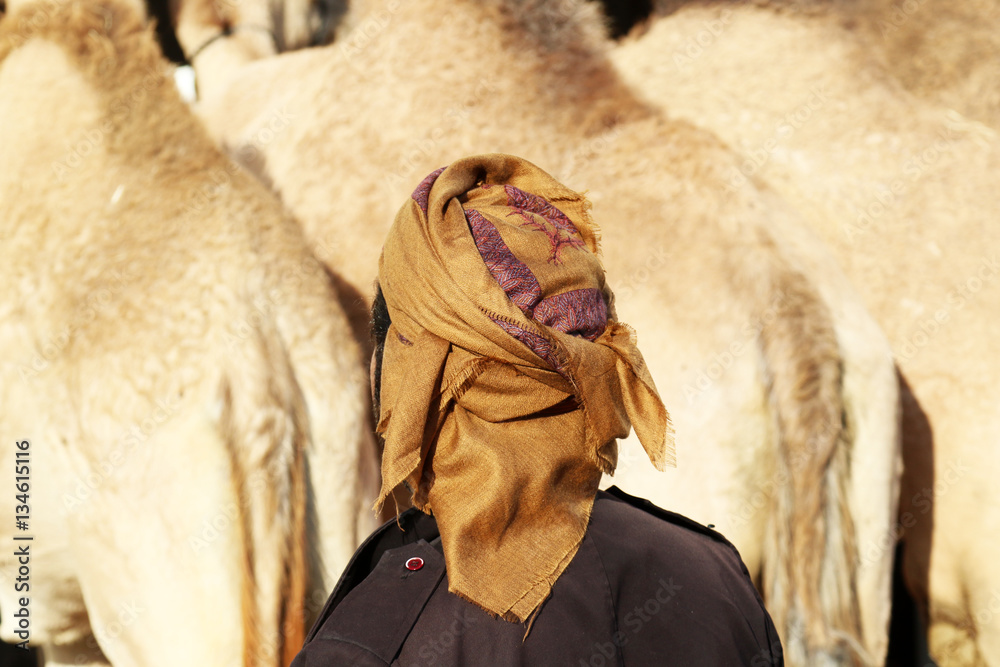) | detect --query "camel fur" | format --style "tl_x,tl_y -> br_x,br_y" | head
642,0 -> 1000,132
850,0 -> 1000,133
0,0 -> 378,664
726,0 -> 1000,133
611,3 -> 1000,664
194,1 -> 902,663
